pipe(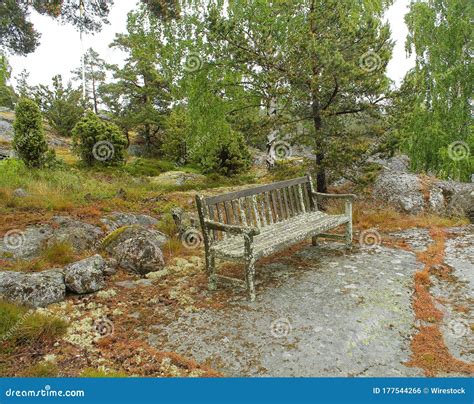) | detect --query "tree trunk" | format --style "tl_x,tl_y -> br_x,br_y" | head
92,77 -> 98,114
312,98 -> 327,193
